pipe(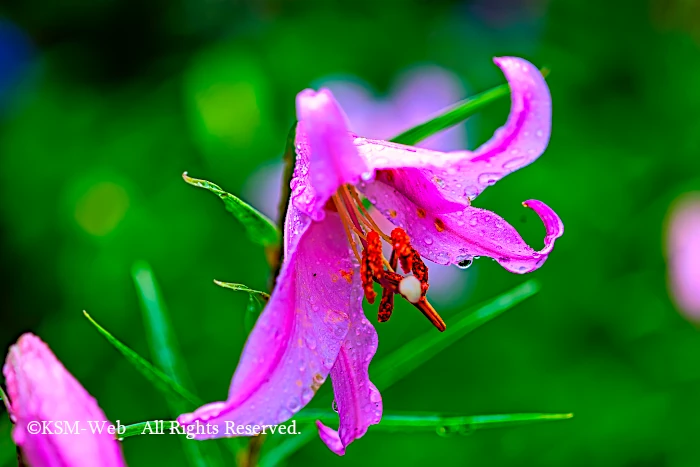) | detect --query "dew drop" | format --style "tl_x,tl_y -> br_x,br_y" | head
463,186 -> 478,199
424,238 -> 434,245
536,130 -> 544,138
457,259 -> 473,269
469,216 -> 478,226
301,388 -> 314,404
503,157 -> 526,170
332,400 -> 339,413
305,335 -> 317,350
277,409 -> 293,422
288,397 -> 301,413
434,177 -> 446,188
477,173 -> 499,186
